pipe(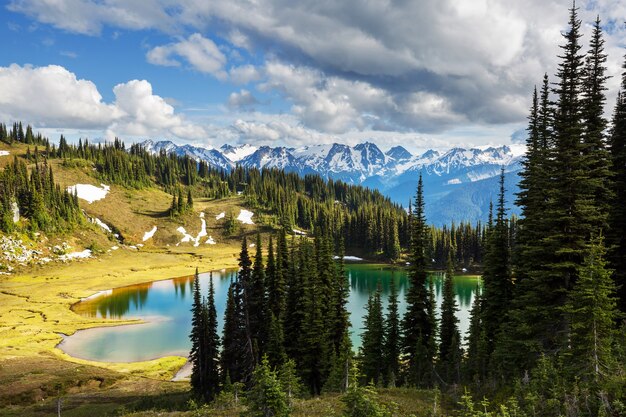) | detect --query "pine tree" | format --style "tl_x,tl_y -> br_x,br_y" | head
250,234 -> 268,360
481,170 -> 512,359
581,16 -> 611,234
564,235 -> 618,383
189,268 -> 206,398
438,251 -> 461,384
205,273 -> 221,401
401,174 -> 435,386
244,355 -> 290,417
608,55 -> 626,314
360,282 -> 384,386
383,275 -> 400,387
